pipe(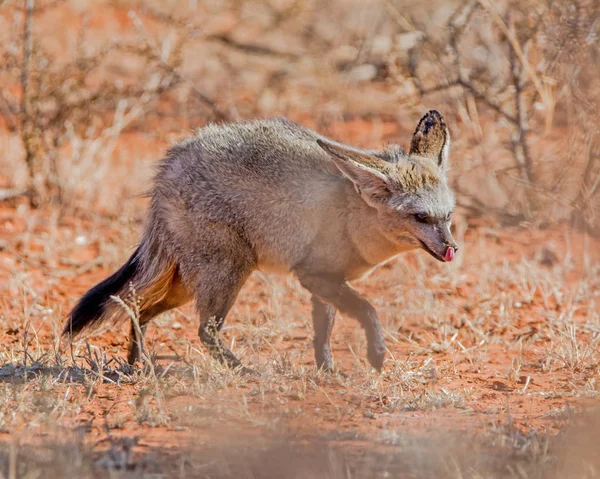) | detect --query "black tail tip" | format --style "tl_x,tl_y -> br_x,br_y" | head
61,247 -> 140,338
62,290 -> 108,338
